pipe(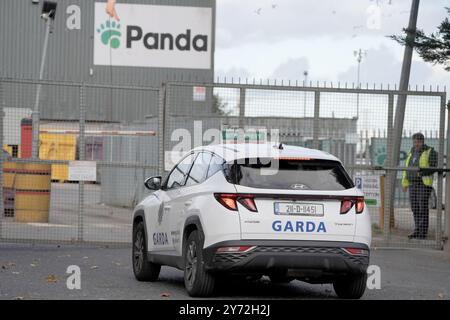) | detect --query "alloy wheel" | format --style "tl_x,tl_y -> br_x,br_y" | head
185,241 -> 198,287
